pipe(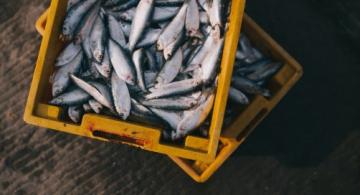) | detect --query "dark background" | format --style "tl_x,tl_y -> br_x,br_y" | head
0,0 -> 359,194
